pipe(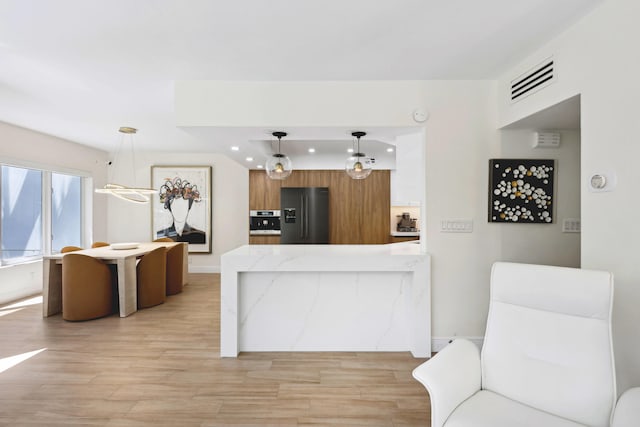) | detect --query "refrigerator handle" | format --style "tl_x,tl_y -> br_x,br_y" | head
300,194 -> 305,240
304,195 -> 309,240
